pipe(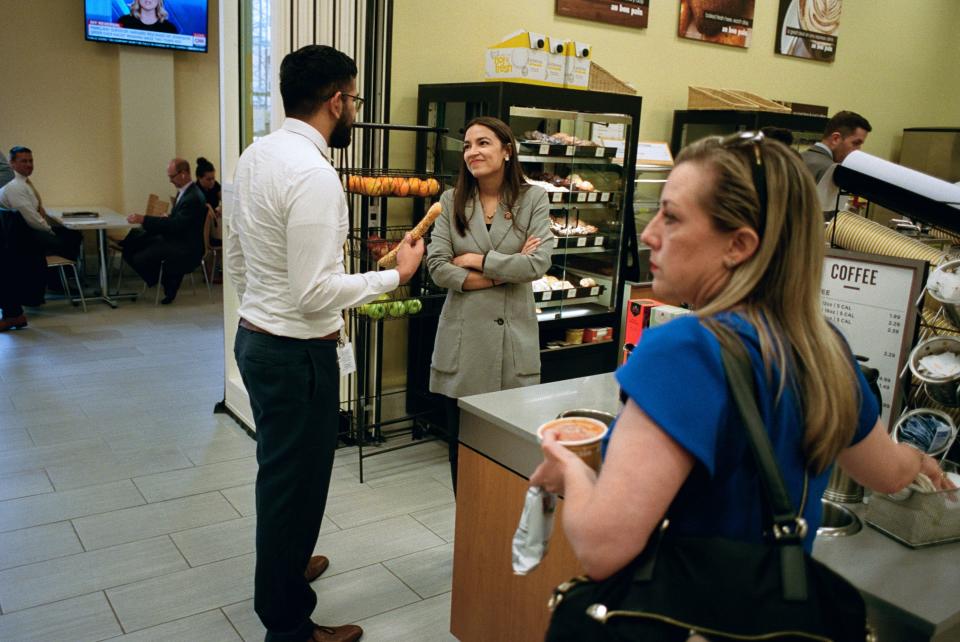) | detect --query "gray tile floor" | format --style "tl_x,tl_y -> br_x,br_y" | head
0,282 -> 457,641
